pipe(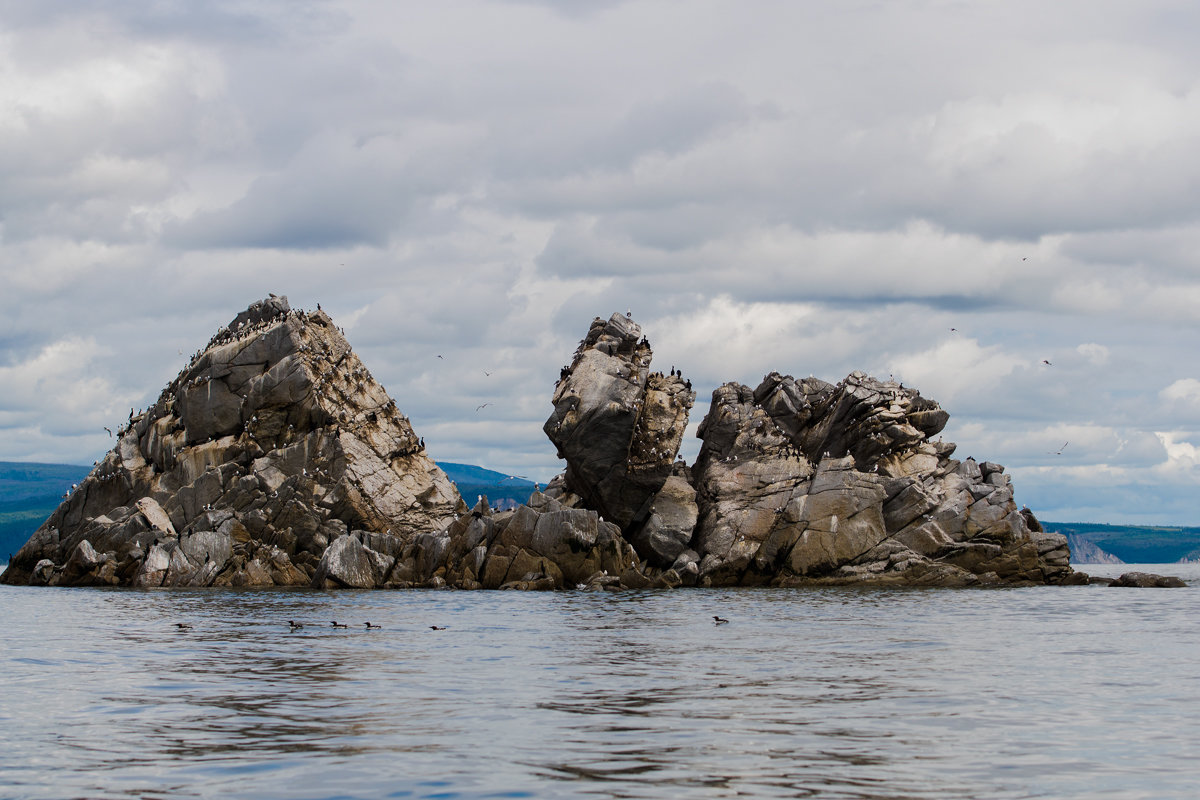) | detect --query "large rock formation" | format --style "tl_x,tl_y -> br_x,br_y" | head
1,296 -> 464,588
3,303 -> 1081,591
685,371 -> 1077,586
544,314 -> 695,532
